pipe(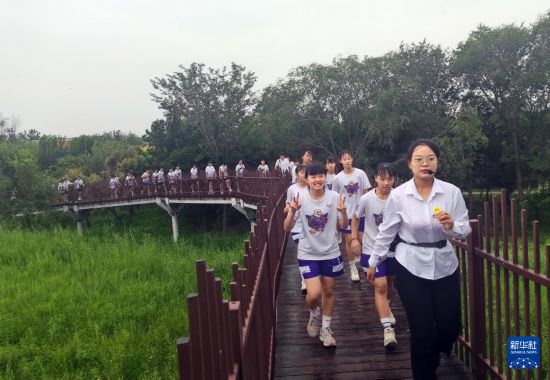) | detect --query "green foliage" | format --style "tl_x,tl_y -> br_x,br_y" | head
519,191 -> 550,224
147,62 -> 257,164
437,107 -> 488,189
